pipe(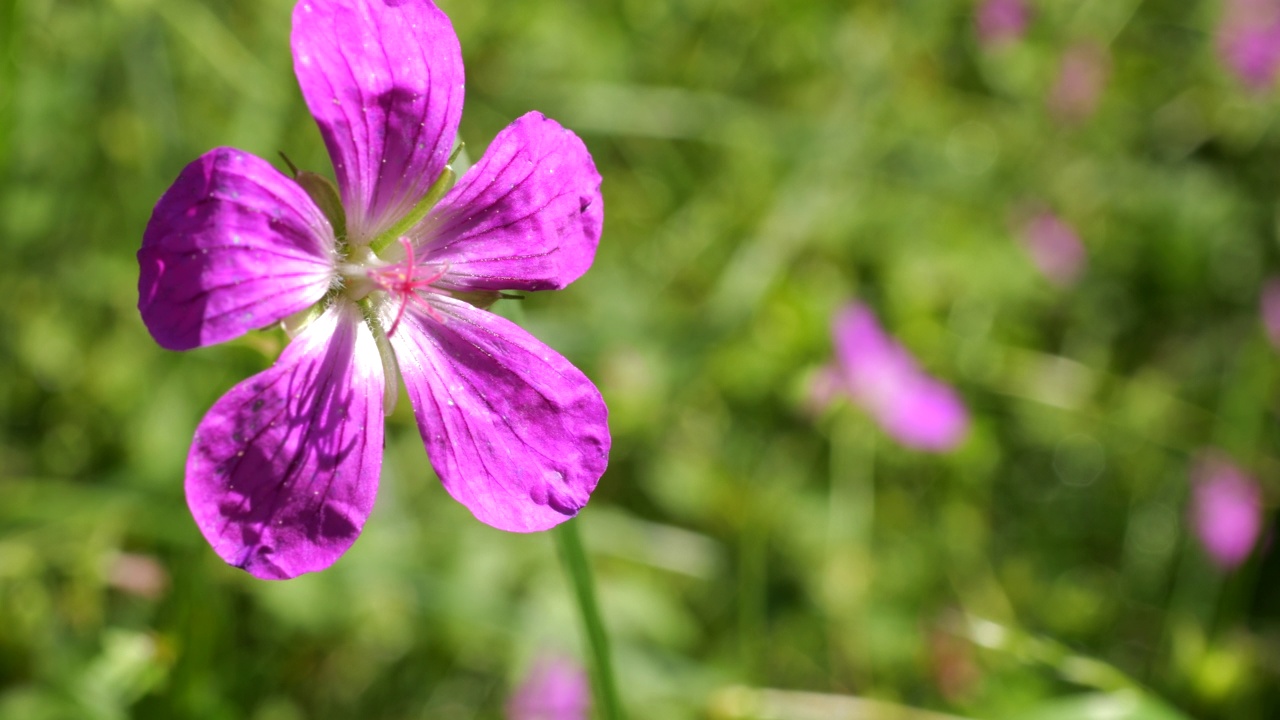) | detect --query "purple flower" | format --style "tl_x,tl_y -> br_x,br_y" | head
1020,211 -> 1085,287
1048,43 -> 1108,124
1218,0 -> 1280,88
831,303 -> 969,452
1191,453 -> 1264,570
1261,277 -> 1280,348
506,655 -> 591,720
975,0 -> 1030,47
137,0 -> 609,579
